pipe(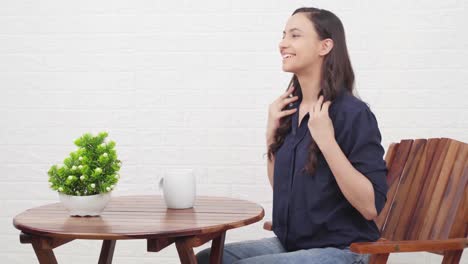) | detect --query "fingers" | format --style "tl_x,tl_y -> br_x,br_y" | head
279,108 -> 297,117
321,101 -> 331,113
311,96 -> 331,115
281,95 -> 299,108
313,96 -> 324,113
280,85 -> 295,99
